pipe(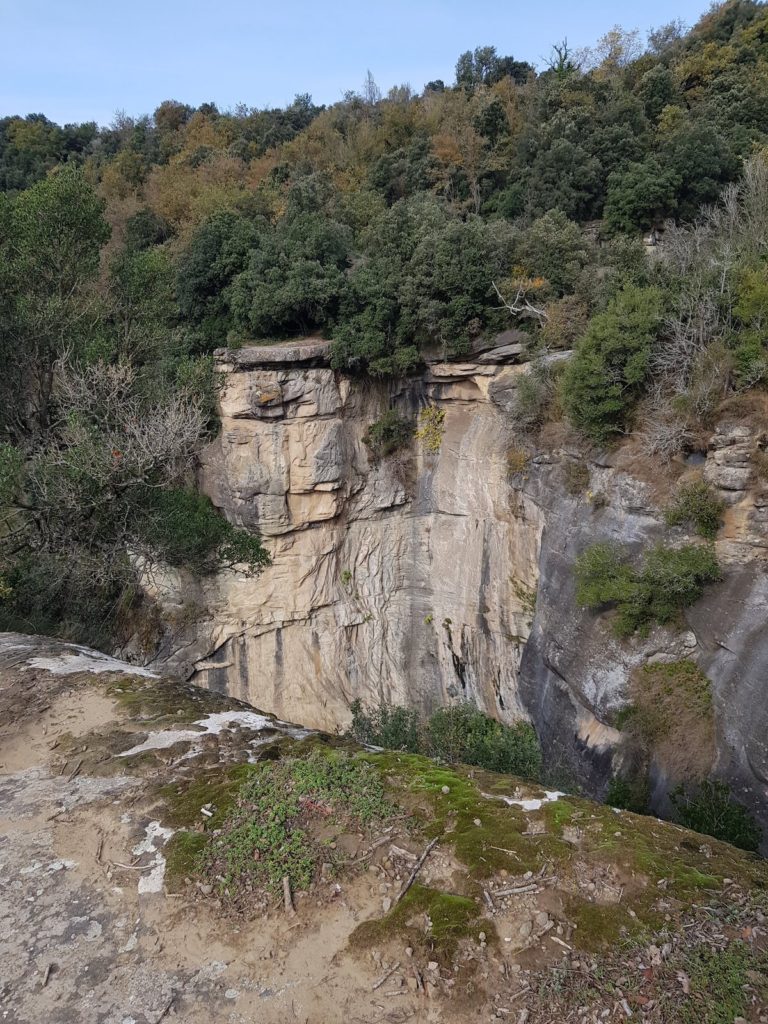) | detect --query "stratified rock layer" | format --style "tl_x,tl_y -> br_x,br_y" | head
185,344 -> 543,734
